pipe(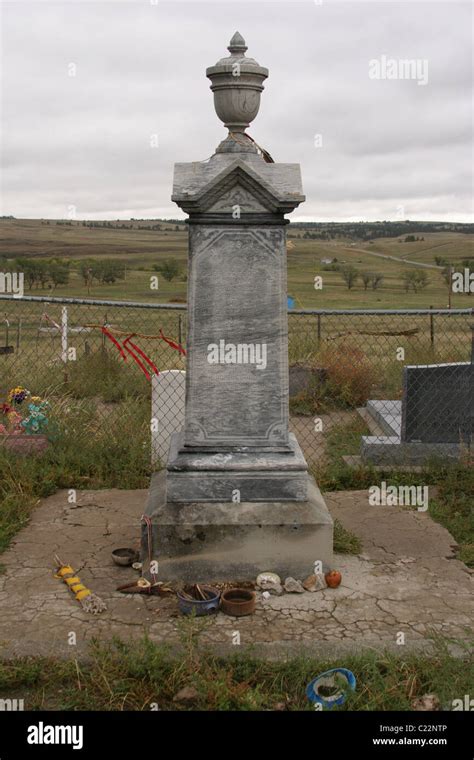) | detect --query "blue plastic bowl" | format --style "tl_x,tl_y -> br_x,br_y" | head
306,668 -> 356,708
177,586 -> 220,616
